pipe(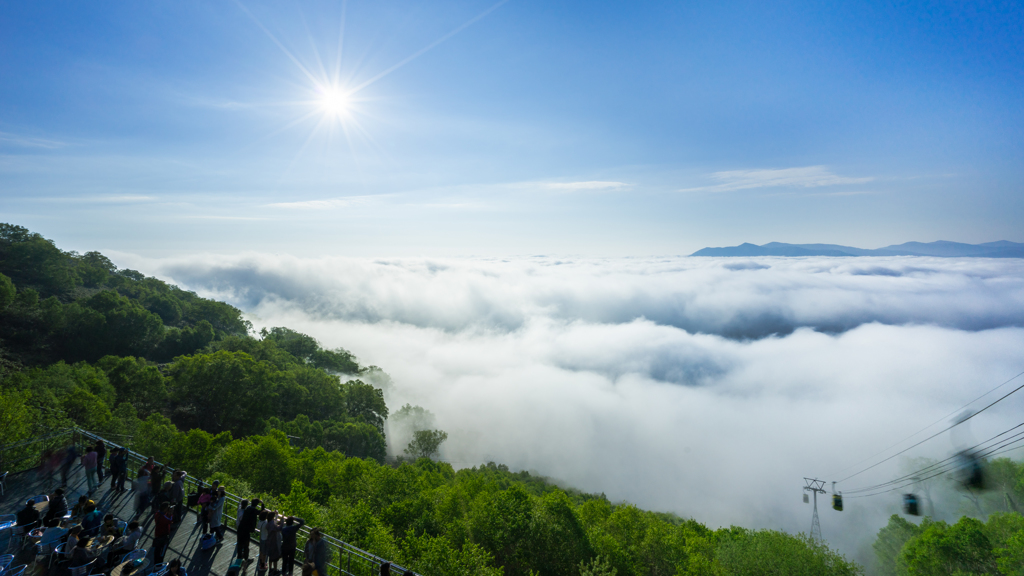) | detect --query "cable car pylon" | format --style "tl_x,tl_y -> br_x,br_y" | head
803,478 -> 826,541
